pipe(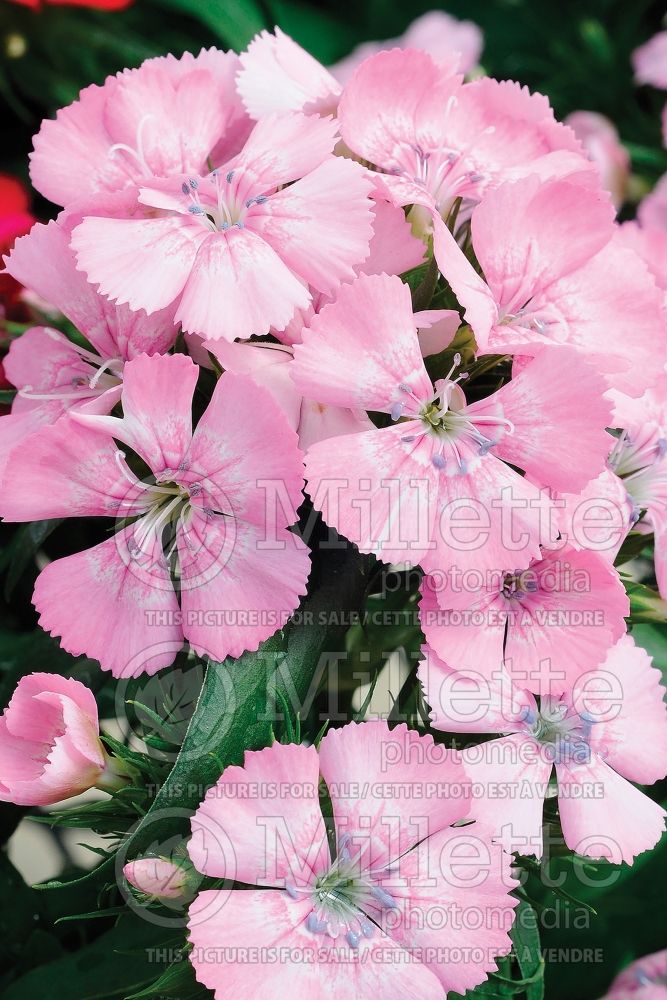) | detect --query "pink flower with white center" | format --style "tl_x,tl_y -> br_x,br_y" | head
187,720 -> 518,998
331,11 -> 484,86
0,673 -> 130,805
632,32 -> 667,89
419,545 -> 629,694
441,175 -> 664,395
602,948 -> 667,999
292,272 -> 613,576
565,111 -> 629,209
0,353 -> 310,676
0,219 -> 177,476
337,48 -> 590,233
70,113 -> 375,342
607,377 -> 667,596
420,634 -> 667,863
30,48 -> 250,211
